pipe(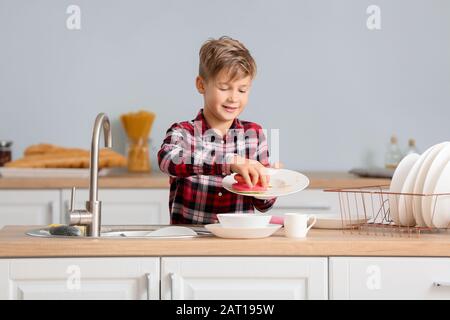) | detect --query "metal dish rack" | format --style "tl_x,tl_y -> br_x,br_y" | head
323,185 -> 450,237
